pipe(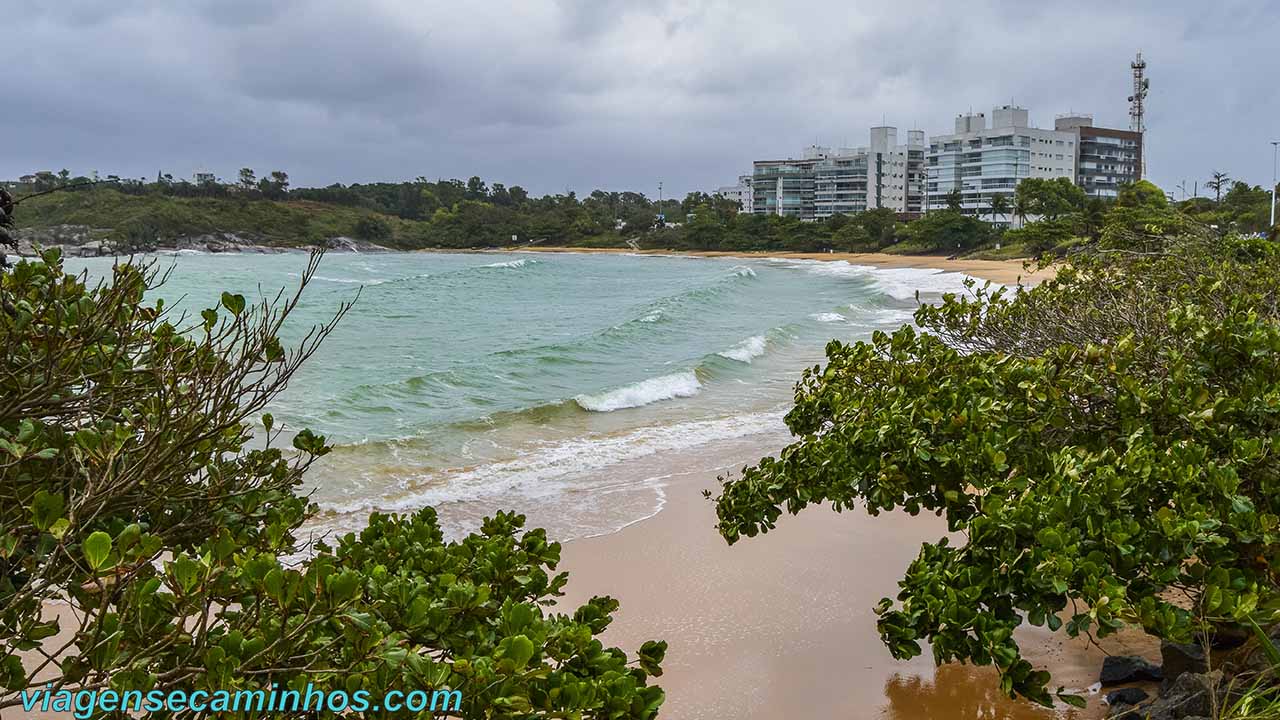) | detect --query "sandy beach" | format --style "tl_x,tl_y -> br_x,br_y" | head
542,248 -> 1150,720
557,448 -> 1155,720
510,246 -> 1056,286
